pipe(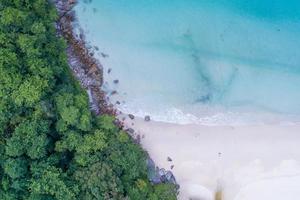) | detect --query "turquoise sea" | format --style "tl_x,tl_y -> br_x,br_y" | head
75,0 -> 300,125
